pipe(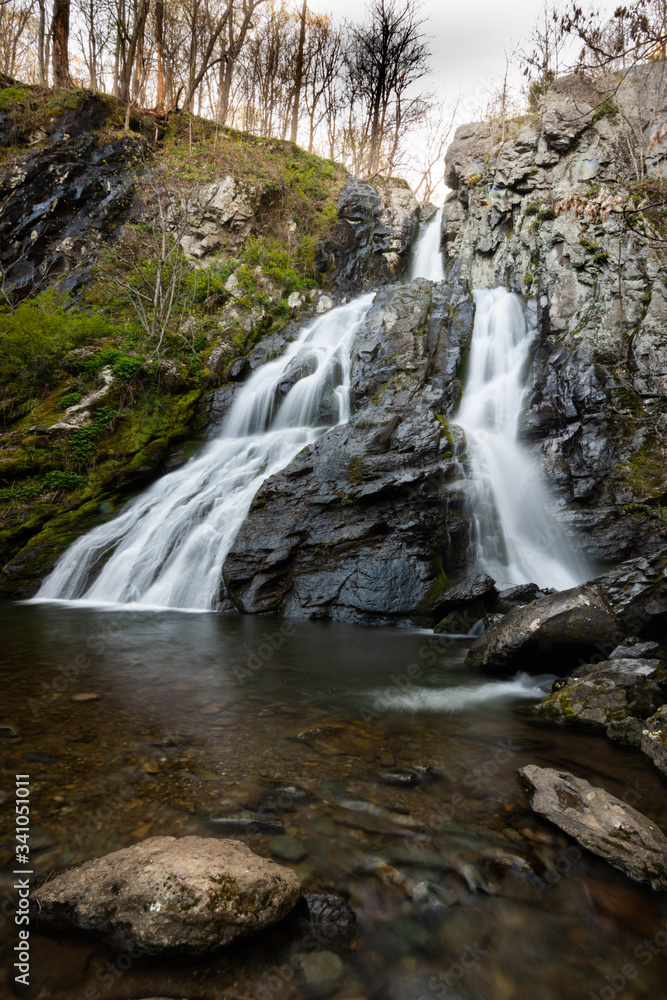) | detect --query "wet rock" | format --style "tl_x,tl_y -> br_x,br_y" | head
497,583 -> 540,608
0,722 -> 20,738
610,639 -> 661,660
641,706 -> 667,779
378,766 -> 444,787
434,607 -> 486,635
434,572 -> 498,613
433,573 -> 498,630
223,279 -> 475,625
518,764 -> 667,890
298,893 -> 356,944
606,717 -> 646,748
465,584 -> 625,674
32,835 -> 301,953
593,549 -> 667,641
299,951 -> 345,998
535,658 -> 666,730
208,815 -> 285,835
268,835 -> 307,862
327,177 -> 419,292
291,724 -> 386,761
